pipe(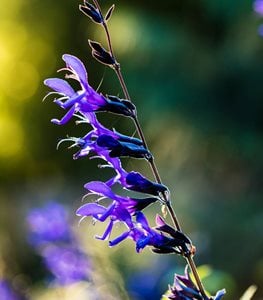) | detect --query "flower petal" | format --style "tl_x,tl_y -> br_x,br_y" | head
44,78 -> 75,97
62,54 -> 88,85
126,171 -> 167,196
76,203 -> 106,216
84,181 -> 115,199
